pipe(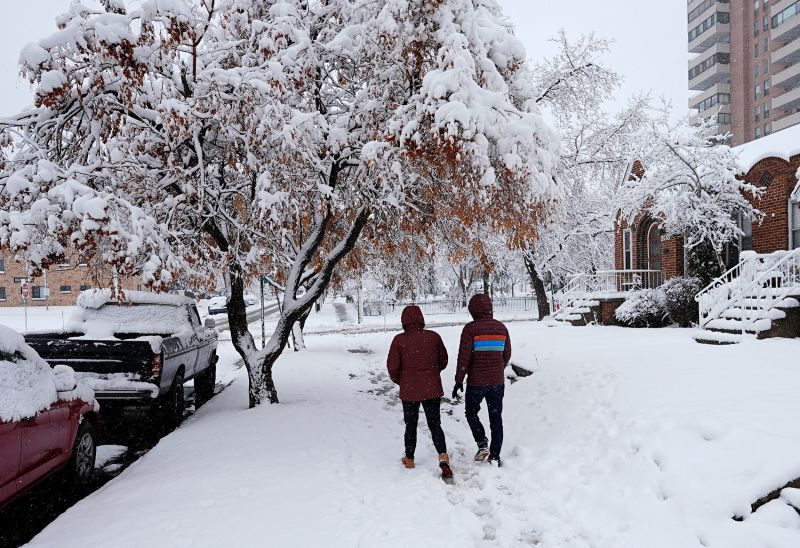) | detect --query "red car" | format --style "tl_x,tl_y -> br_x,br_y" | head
0,326 -> 98,509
